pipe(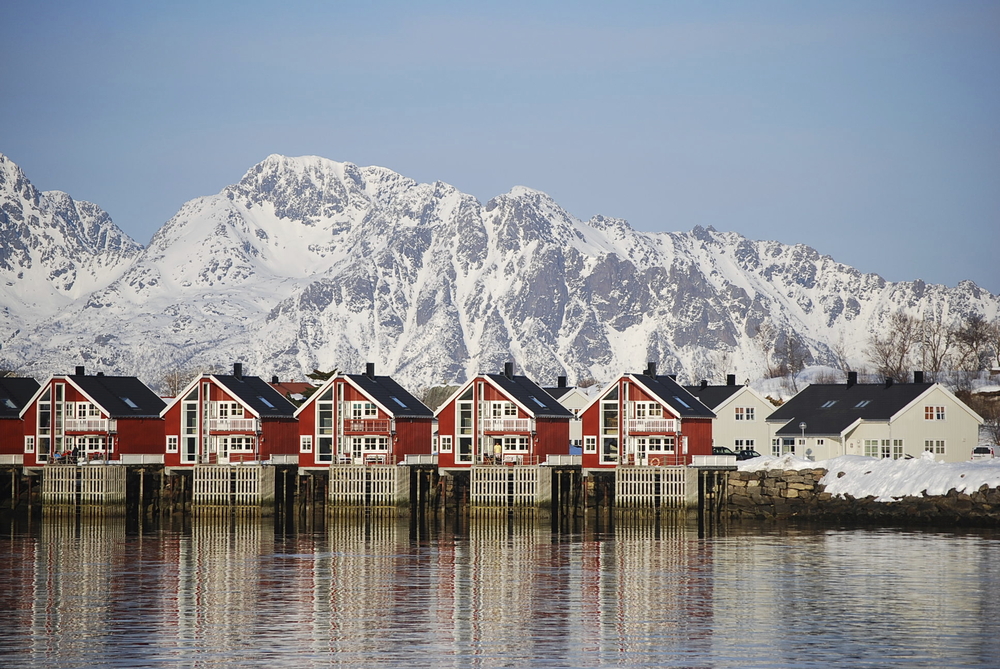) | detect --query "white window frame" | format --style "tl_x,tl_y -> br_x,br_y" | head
440,435 -> 453,452
300,435 -> 313,453
25,436 -> 35,453
924,439 -> 945,455
166,435 -> 178,453
584,436 -> 597,453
